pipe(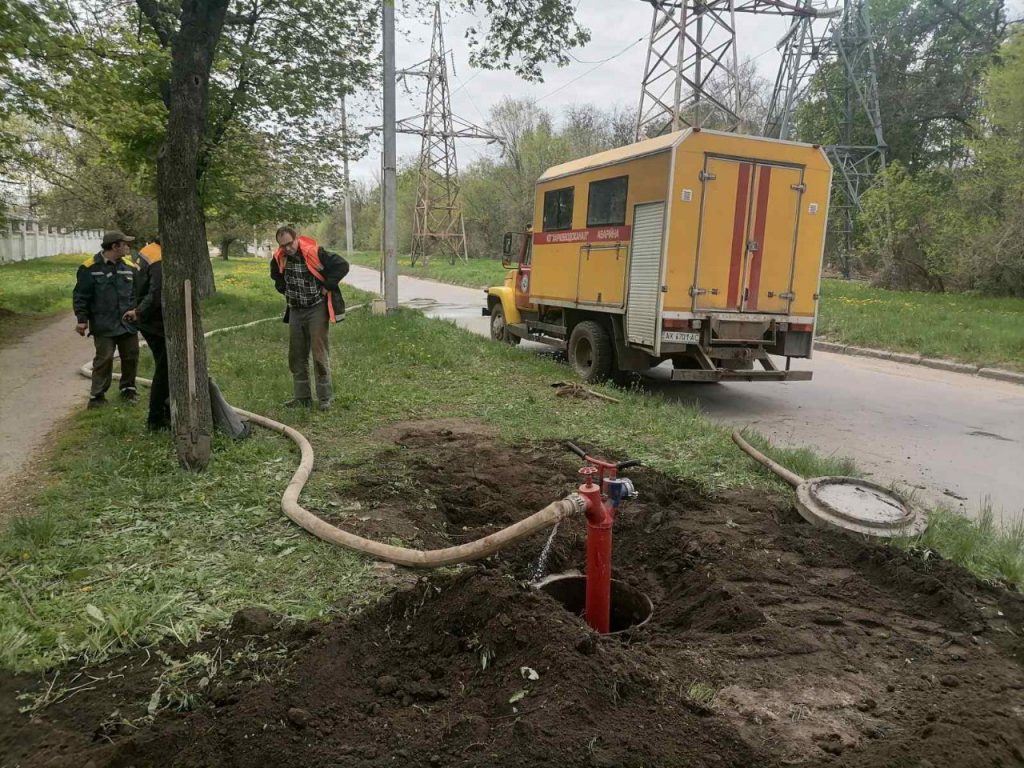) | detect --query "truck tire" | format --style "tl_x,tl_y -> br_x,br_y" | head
569,321 -> 614,383
490,303 -> 520,345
